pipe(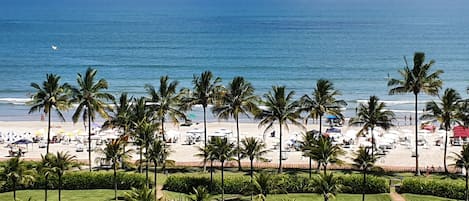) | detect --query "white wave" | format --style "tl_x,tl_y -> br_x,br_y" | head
0,98 -> 31,105
388,109 -> 424,114
355,99 -> 427,105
